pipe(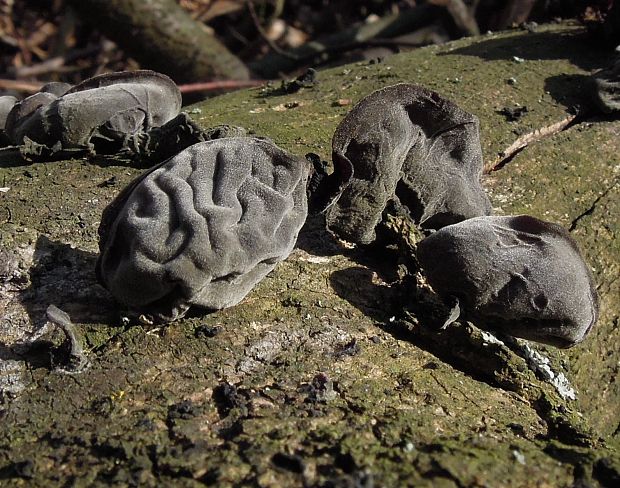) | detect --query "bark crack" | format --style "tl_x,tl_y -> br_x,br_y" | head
569,179 -> 619,231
